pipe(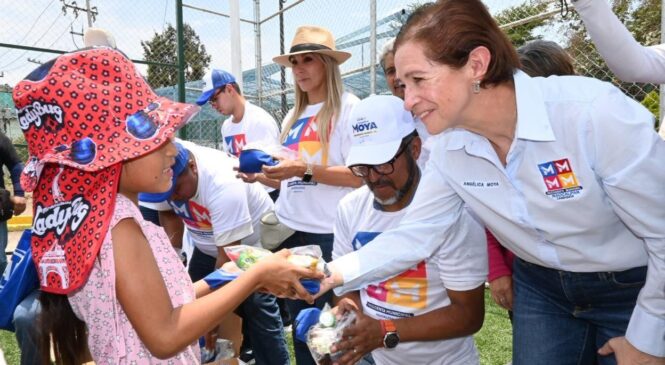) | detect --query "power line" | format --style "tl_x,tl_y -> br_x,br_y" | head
162,0 -> 169,30
0,0 -> 57,61
2,16 -> 78,73
61,0 -> 98,27
70,25 -> 83,49
0,14 -> 64,69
